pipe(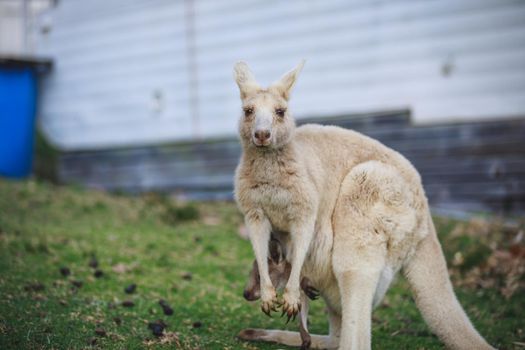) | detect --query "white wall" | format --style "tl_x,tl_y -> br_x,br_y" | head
35,0 -> 525,150
0,0 -> 53,55
0,0 -> 30,55
36,0 -> 192,150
